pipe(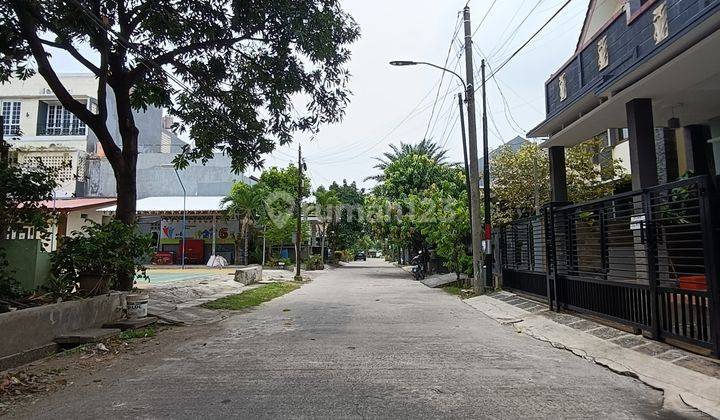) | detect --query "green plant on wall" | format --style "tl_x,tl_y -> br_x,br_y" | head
51,221 -> 154,292
0,144 -> 62,299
